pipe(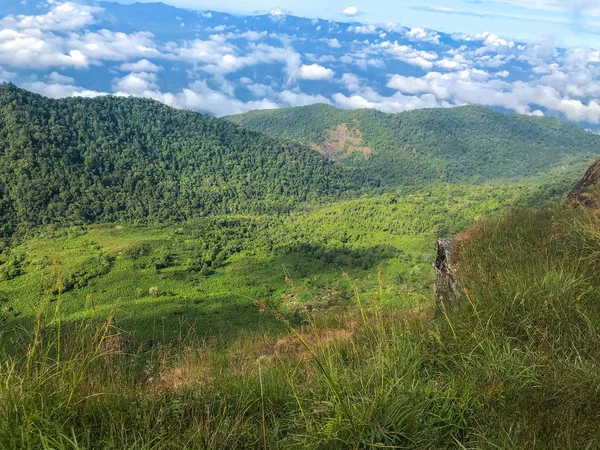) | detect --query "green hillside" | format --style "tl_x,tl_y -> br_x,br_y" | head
0,182 -> 552,345
0,84 -> 369,240
3,190 -> 600,449
229,103 -> 600,185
